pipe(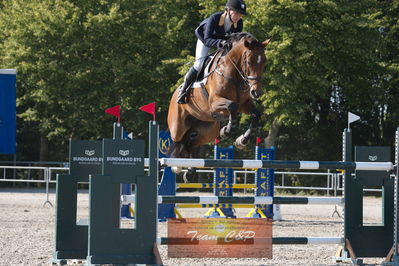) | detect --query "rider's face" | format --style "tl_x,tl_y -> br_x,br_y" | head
229,10 -> 242,23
